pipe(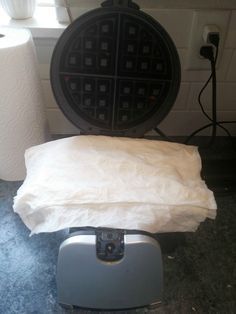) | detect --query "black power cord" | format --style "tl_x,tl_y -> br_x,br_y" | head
154,33 -> 236,149
185,45 -> 217,147
185,36 -> 236,150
